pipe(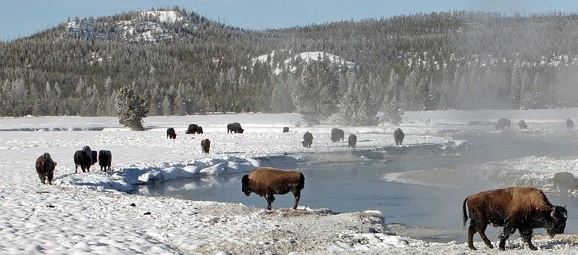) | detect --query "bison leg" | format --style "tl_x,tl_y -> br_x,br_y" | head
38,173 -> 46,184
75,164 -> 78,174
519,228 -> 537,250
265,194 -> 275,210
498,225 -> 516,250
477,223 -> 493,249
292,190 -> 301,210
468,222 -> 477,250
